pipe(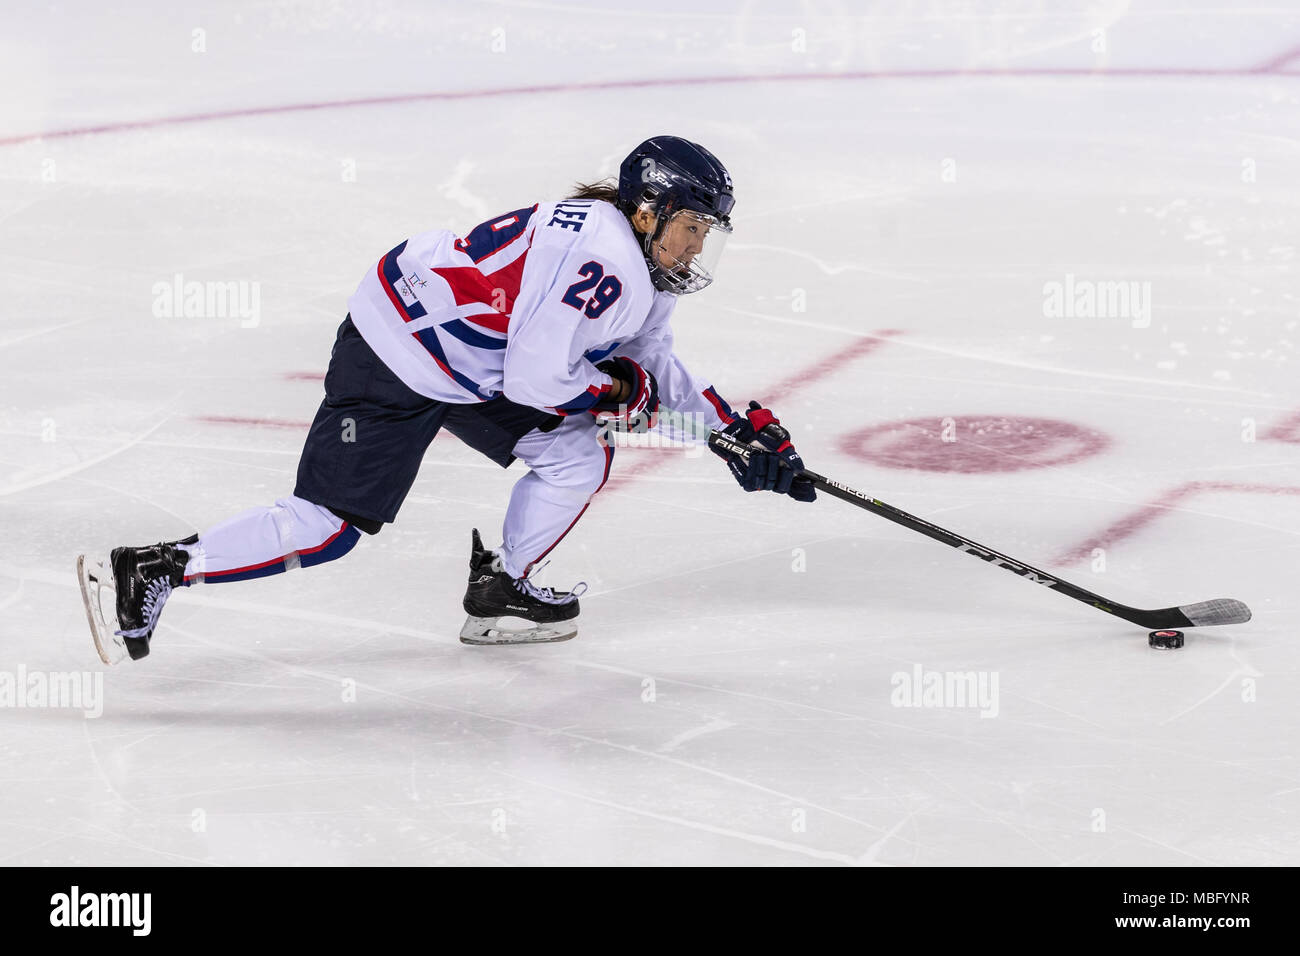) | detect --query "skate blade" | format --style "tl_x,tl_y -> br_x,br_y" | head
77,555 -> 127,665
459,615 -> 577,646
